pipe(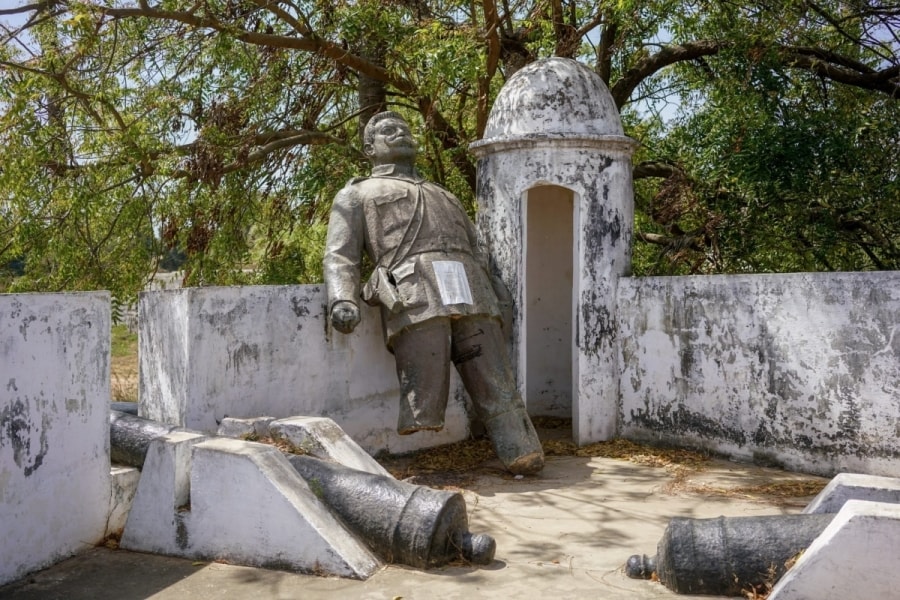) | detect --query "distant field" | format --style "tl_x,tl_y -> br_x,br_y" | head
111,324 -> 138,402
